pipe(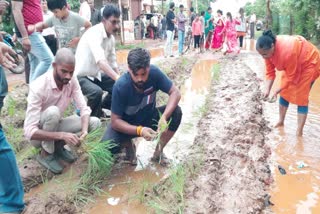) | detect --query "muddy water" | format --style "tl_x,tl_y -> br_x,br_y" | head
87,59 -> 216,213
116,45 -> 178,64
245,53 -> 320,213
